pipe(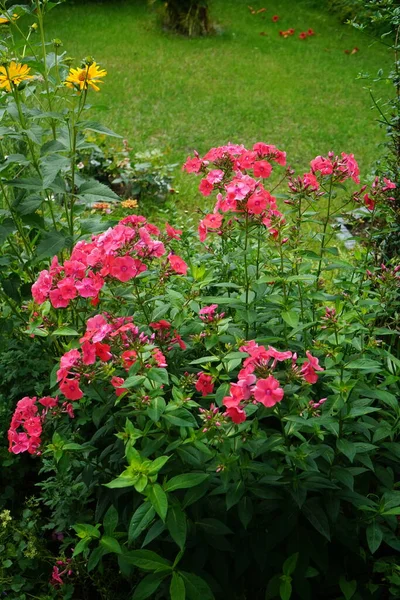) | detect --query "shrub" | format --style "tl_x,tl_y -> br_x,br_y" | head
152,0 -> 213,37
6,142 -> 400,599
